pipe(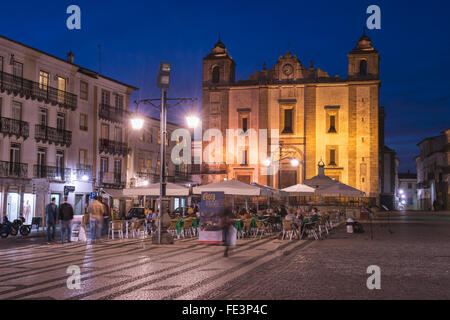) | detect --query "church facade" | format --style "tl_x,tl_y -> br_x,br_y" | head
201,34 -> 380,202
